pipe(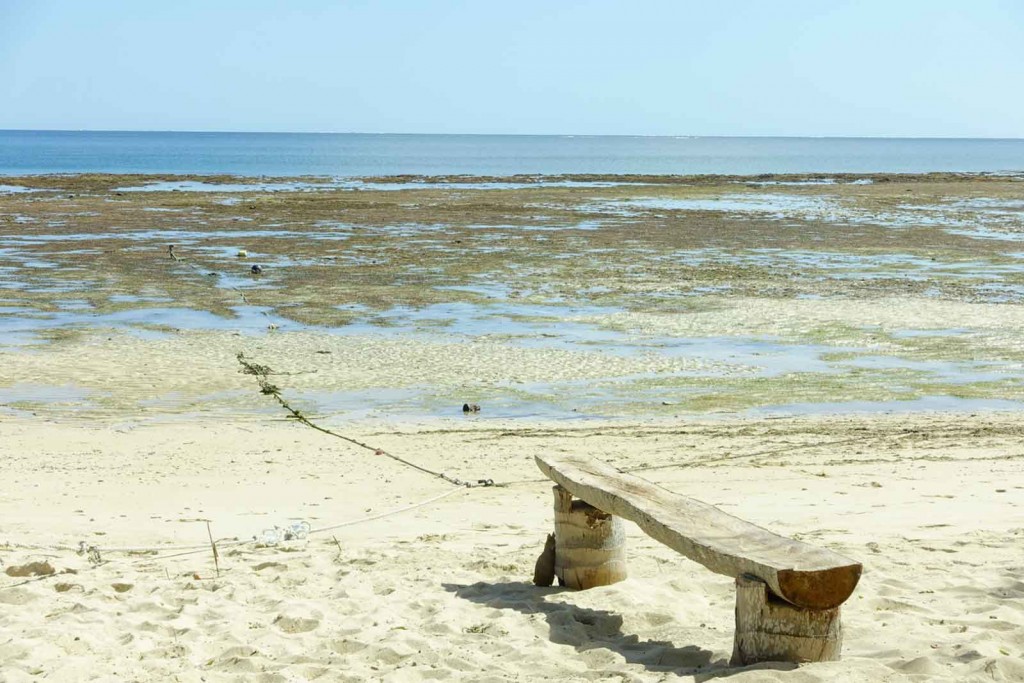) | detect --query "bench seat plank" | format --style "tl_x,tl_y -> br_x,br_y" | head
536,454 -> 861,609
